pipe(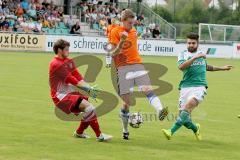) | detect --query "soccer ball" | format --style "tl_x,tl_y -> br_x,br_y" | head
129,112 -> 143,128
